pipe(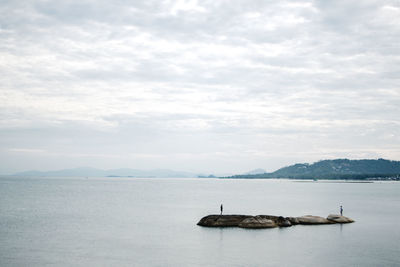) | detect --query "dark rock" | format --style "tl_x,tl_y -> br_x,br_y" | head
197,215 -> 252,227
277,216 -> 292,227
287,217 -> 299,225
